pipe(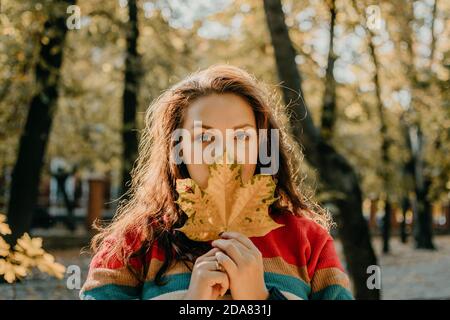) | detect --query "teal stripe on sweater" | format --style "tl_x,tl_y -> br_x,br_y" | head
310,284 -> 354,300
82,273 -> 351,300
80,284 -> 141,300
142,273 -> 191,299
142,272 -> 311,300
264,272 -> 310,300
